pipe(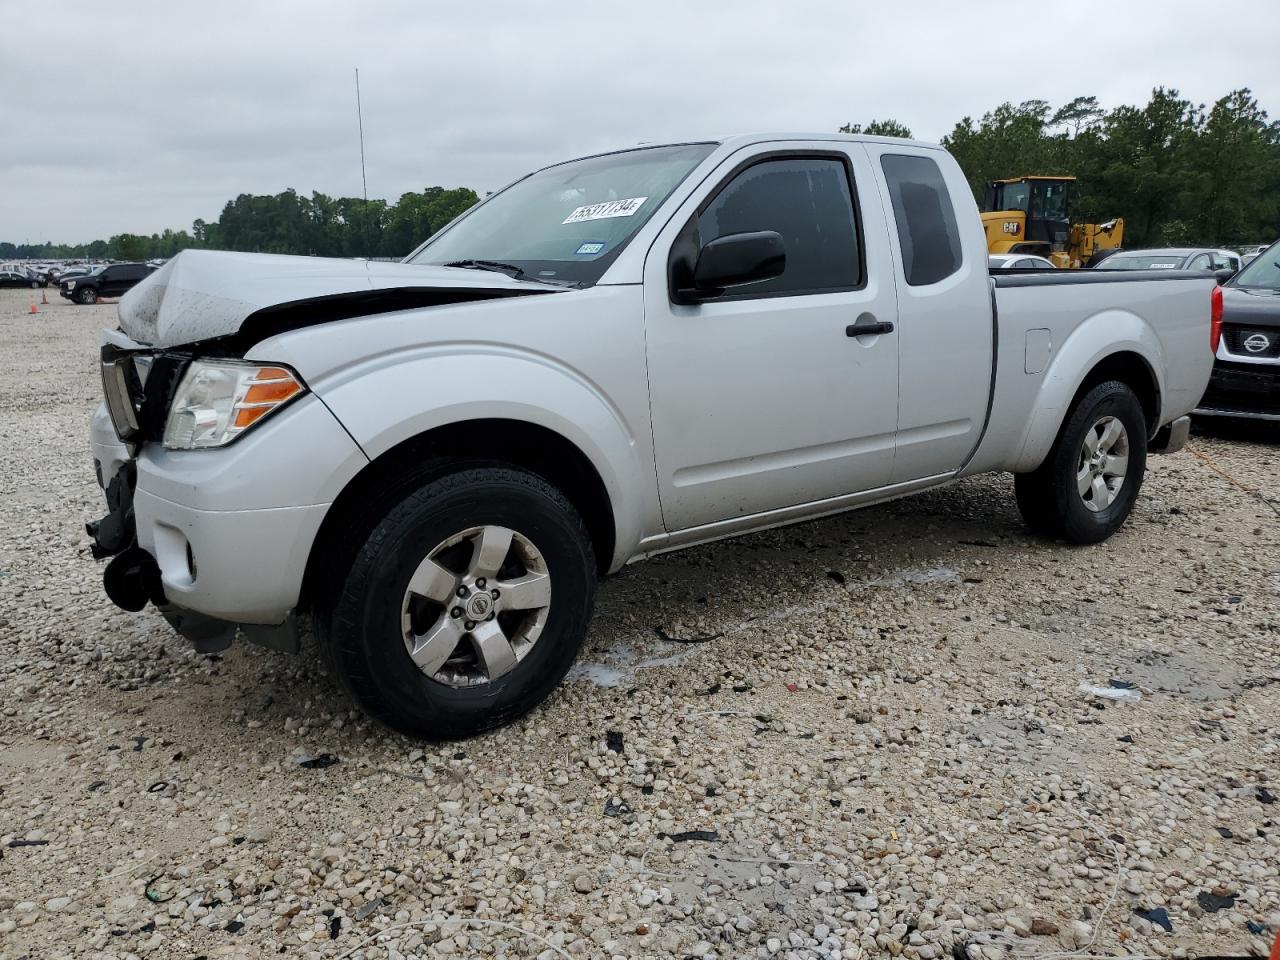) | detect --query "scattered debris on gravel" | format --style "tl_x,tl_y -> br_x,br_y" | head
1,289 -> 1278,958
